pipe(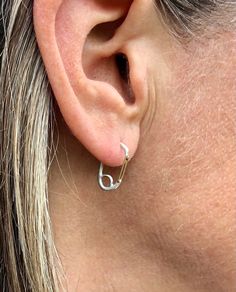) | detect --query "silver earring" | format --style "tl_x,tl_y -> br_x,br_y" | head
98,143 -> 129,191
